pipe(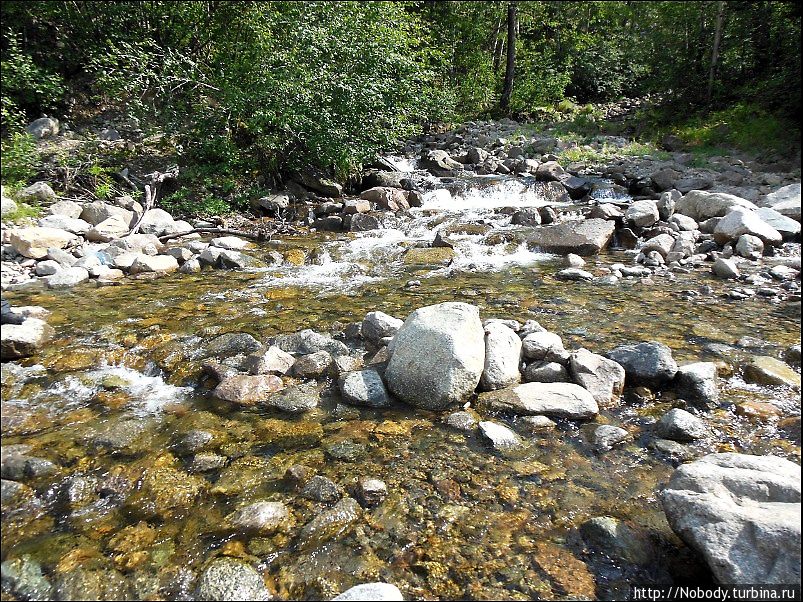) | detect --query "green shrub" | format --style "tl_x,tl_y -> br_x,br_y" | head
0,131 -> 38,186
